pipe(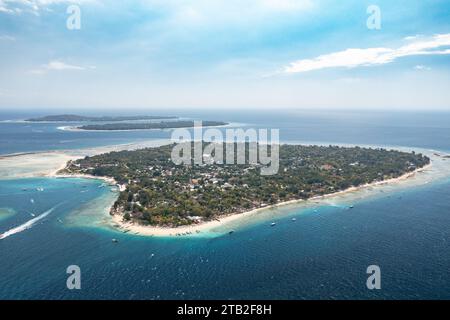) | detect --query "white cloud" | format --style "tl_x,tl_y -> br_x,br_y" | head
45,60 -> 86,70
0,0 -> 14,13
404,35 -> 421,41
30,60 -> 93,74
284,34 -> 450,73
0,0 -> 95,15
414,65 -> 431,71
1,0 -> 313,16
